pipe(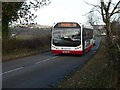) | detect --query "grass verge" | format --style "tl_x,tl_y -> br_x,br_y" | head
57,40 -> 117,88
